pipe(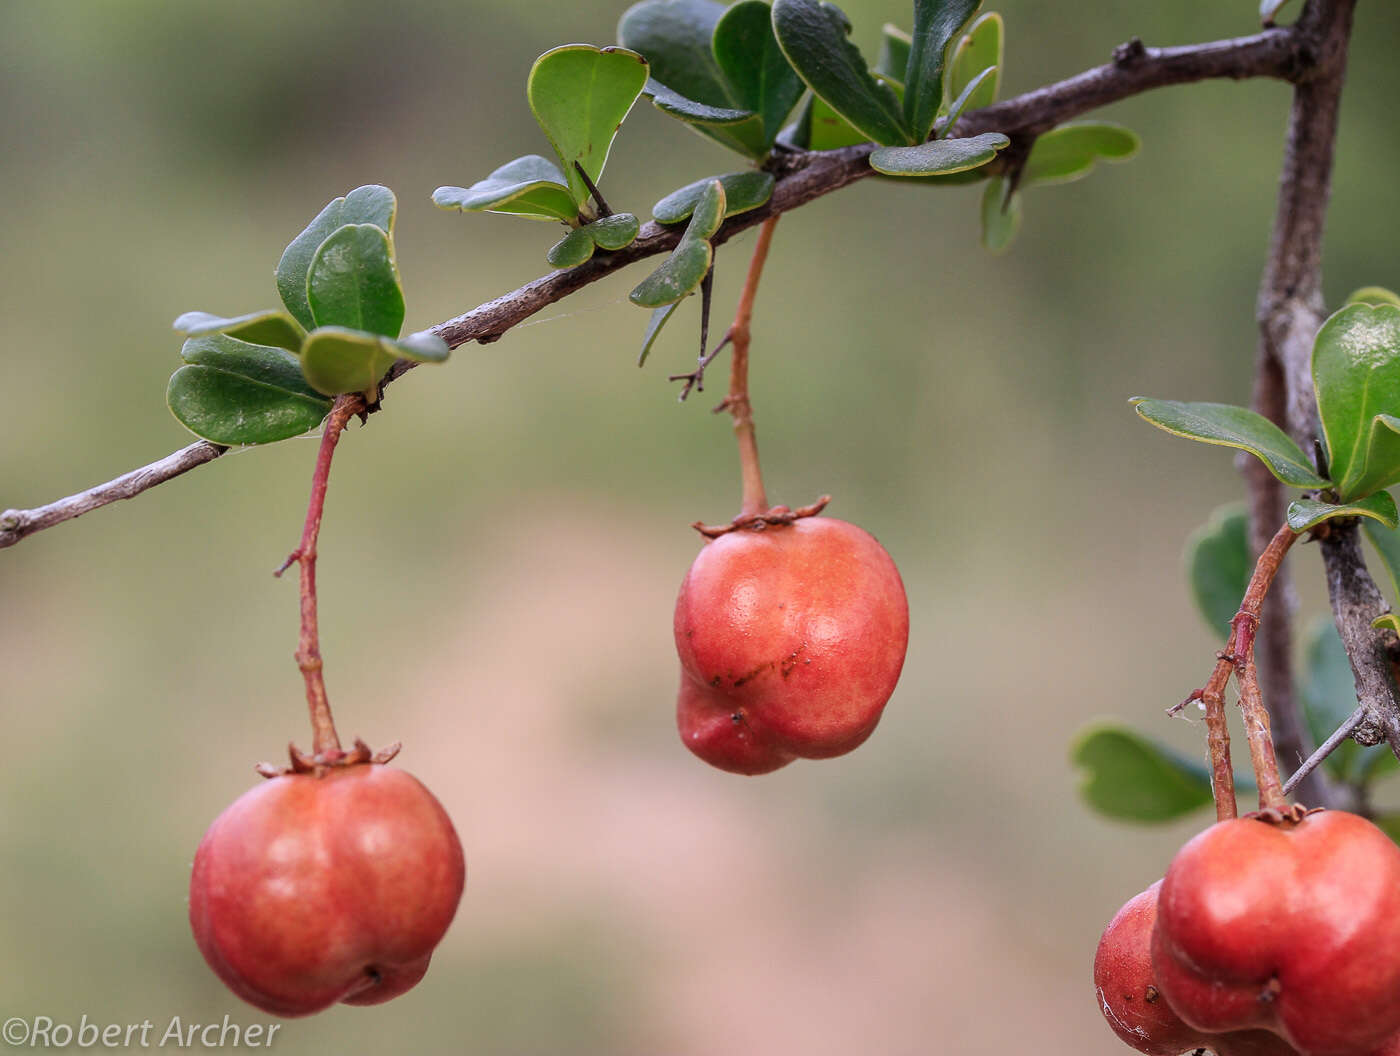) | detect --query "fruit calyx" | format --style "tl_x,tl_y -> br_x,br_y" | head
693,494 -> 831,539
1241,803 -> 1323,827
255,737 -> 402,779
